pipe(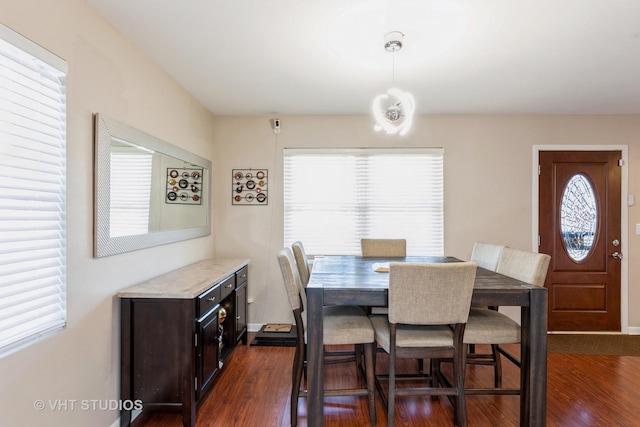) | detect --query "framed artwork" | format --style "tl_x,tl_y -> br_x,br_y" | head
232,169 -> 268,205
